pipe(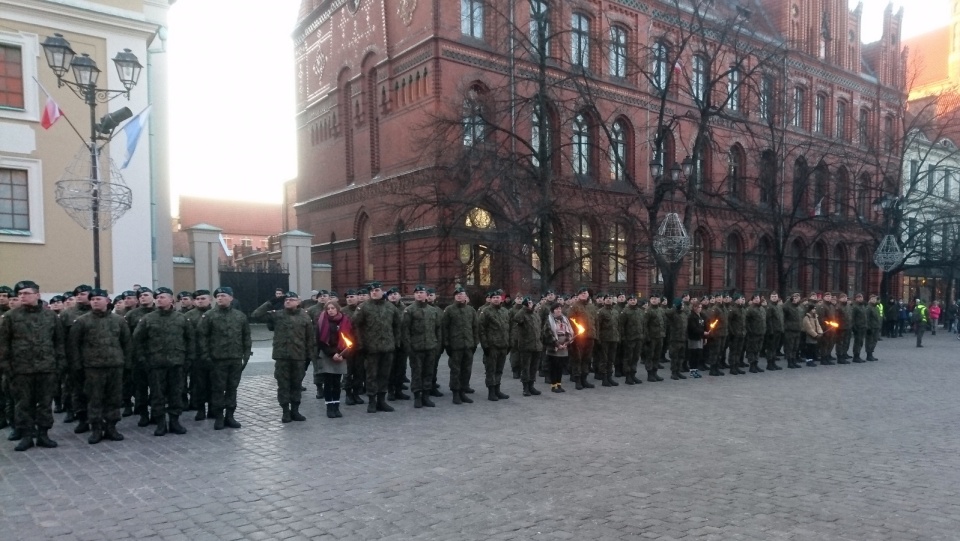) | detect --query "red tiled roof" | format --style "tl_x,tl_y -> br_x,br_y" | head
178,196 -> 282,237
904,26 -> 950,89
